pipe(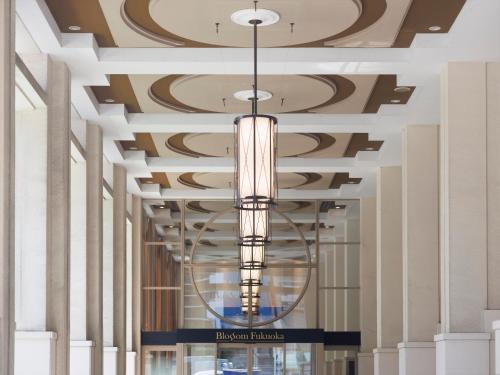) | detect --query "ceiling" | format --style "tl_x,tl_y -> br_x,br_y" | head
14,0 -> 500,207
